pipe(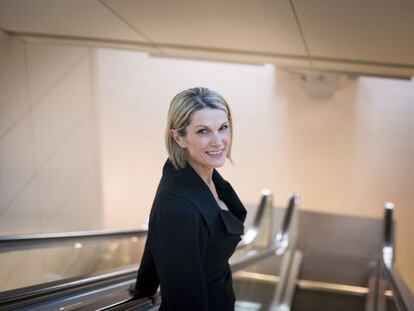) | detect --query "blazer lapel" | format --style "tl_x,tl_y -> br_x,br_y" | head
213,169 -> 247,223
161,160 -> 247,234
162,160 -> 218,233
